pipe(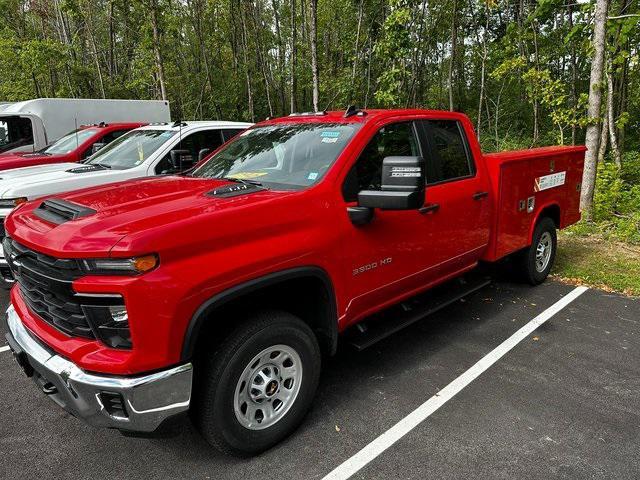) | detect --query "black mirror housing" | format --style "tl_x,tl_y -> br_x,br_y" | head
357,156 -> 425,211
358,189 -> 424,210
